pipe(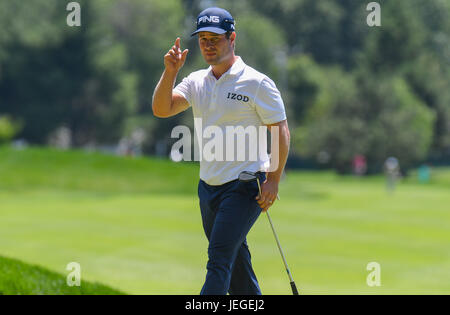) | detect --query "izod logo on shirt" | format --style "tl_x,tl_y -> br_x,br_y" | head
227,92 -> 249,102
